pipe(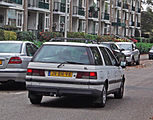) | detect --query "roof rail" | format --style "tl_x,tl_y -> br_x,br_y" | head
50,37 -> 97,44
